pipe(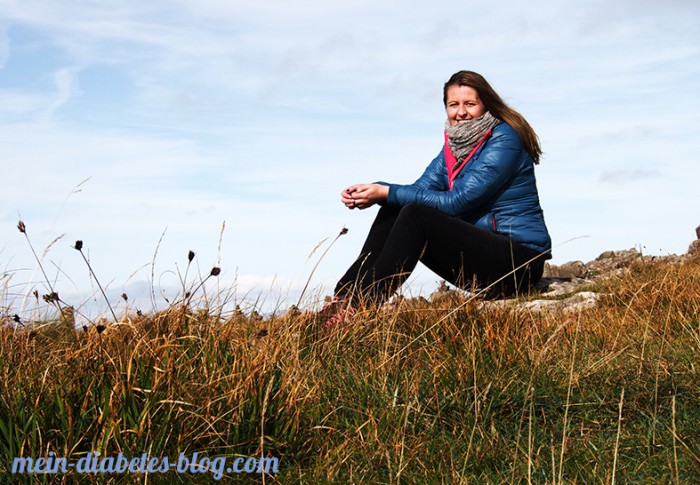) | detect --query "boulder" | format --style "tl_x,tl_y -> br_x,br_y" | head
477,291 -> 602,314
586,248 -> 645,274
542,260 -> 587,279
521,291 -> 601,314
689,239 -> 700,256
539,278 -> 588,297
